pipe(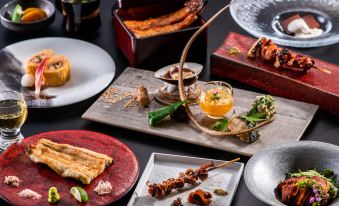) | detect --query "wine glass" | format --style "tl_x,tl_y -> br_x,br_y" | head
0,91 -> 27,153
199,81 -> 234,119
